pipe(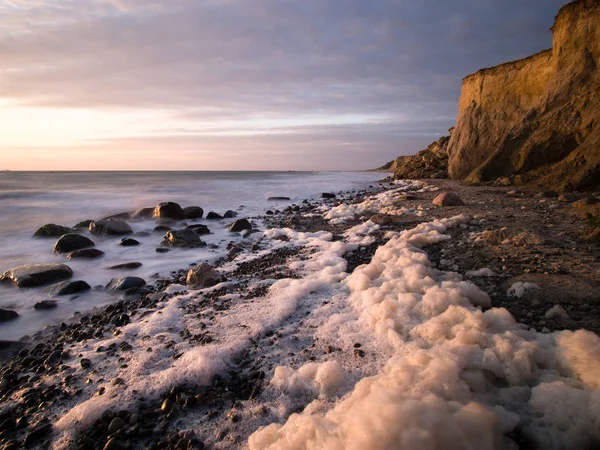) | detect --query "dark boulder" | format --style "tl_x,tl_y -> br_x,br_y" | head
322,193 -> 336,199
67,249 -> 105,259
106,277 -> 146,291
154,225 -> 173,233
153,202 -> 185,220
73,220 -> 94,229
0,264 -> 73,287
205,212 -> 223,220
223,210 -> 237,218
161,229 -> 205,248
119,238 -> 140,247
267,197 -> 291,201
432,192 -> 465,207
33,224 -> 73,237
229,219 -> 252,232
186,263 -> 219,288
101,212 -> 131,221
106,262 -> 142,270
54,234 -> 95,254
0,309 -> 19,323
44,280 -> 91,297
89,220 -> 132,236
186,224 -> 210,235
131,207 -> 154,219
34,300 -> 58,310
183,206 -> 204,219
